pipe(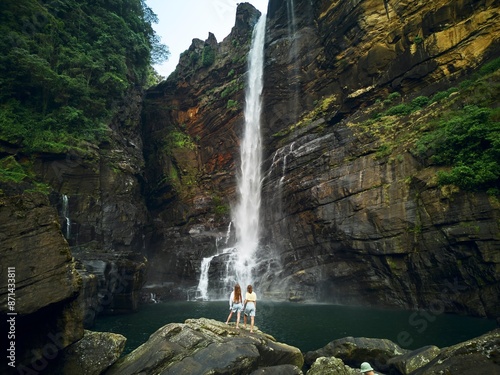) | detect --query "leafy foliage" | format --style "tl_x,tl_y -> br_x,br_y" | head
359,57 -> 500,194
416,106 -> 500,192
201,45 -> 215,67
0,0 -> 168,153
